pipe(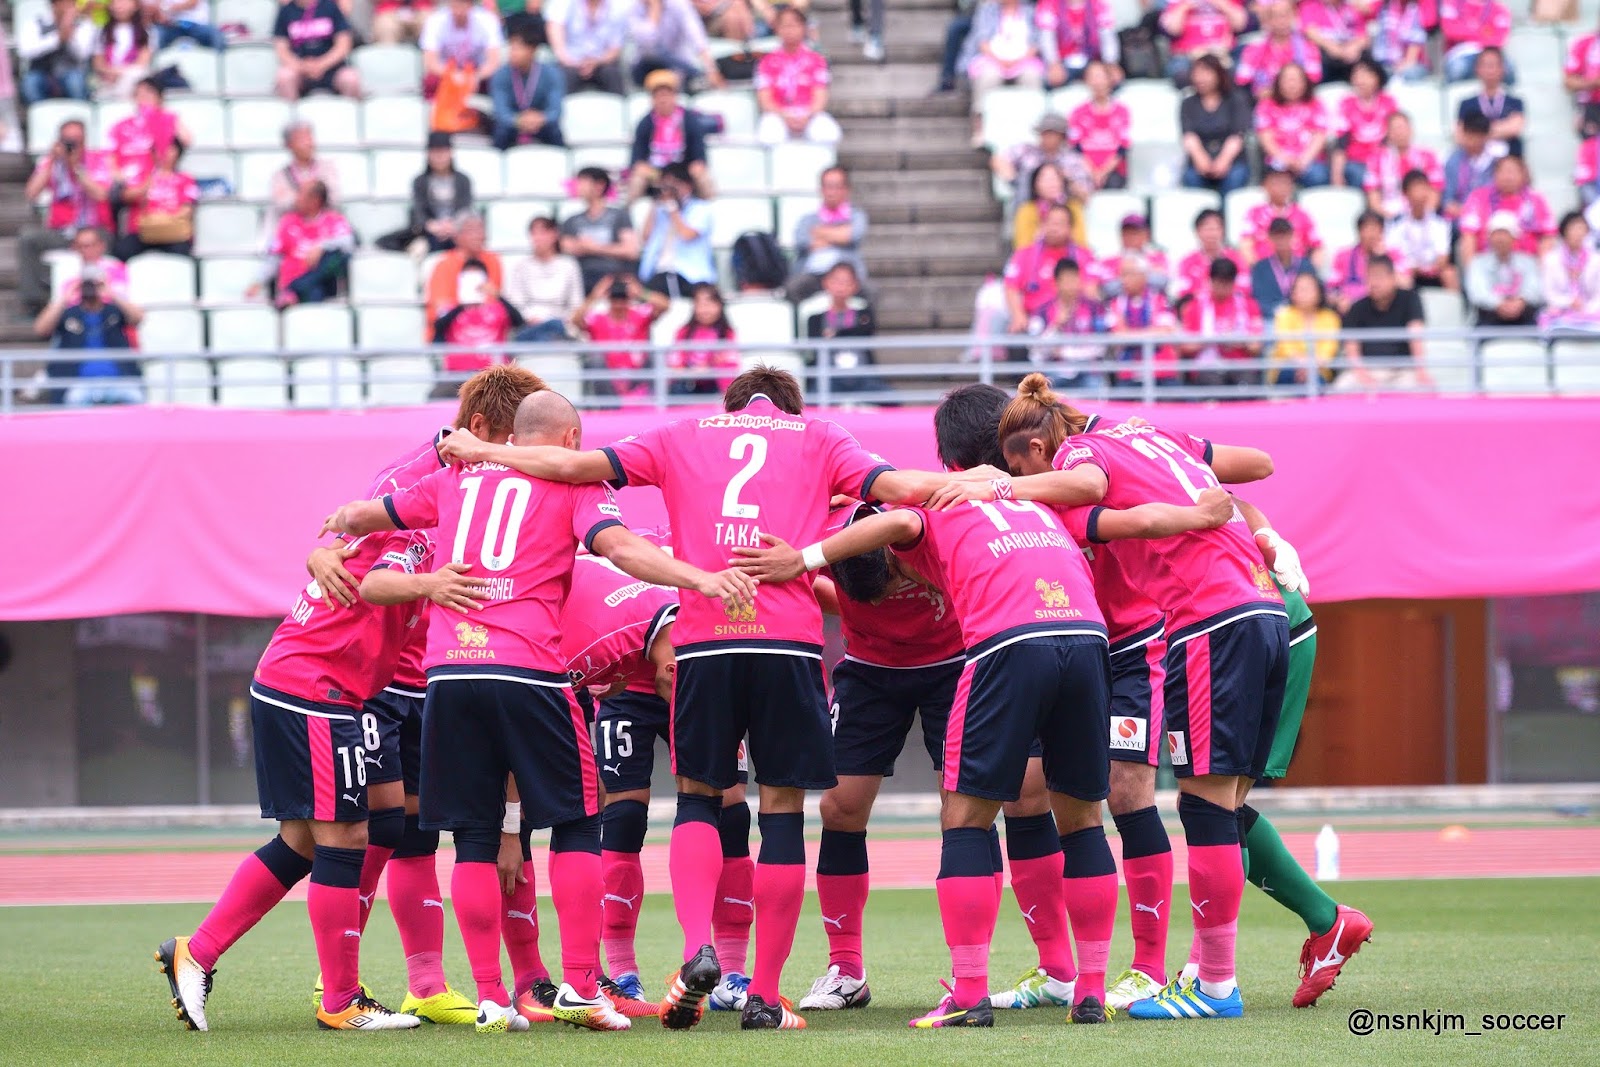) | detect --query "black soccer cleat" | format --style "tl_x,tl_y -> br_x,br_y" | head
739,993 -> 806,1030
659,944 -> 721,1030
1071,995 -> 1109,1024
